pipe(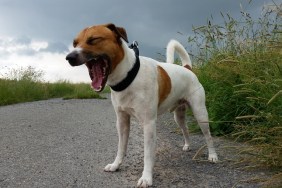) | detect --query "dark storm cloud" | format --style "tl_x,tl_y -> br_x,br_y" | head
0,35 -> 67,57
0,36 -> 35,57
0,0 -> 276,57
13,36 -> 32,45
40,42 -> 69,53
16,48 -> 37,56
